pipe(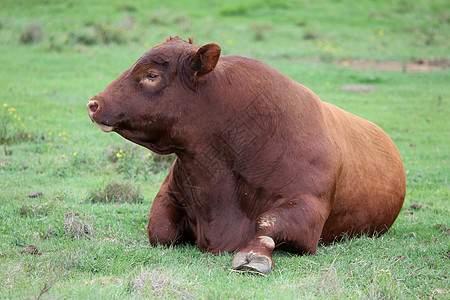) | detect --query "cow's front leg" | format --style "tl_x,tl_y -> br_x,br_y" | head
147,191 -> 184,246
232,195 -> 331,274
147,162 -> 185,246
